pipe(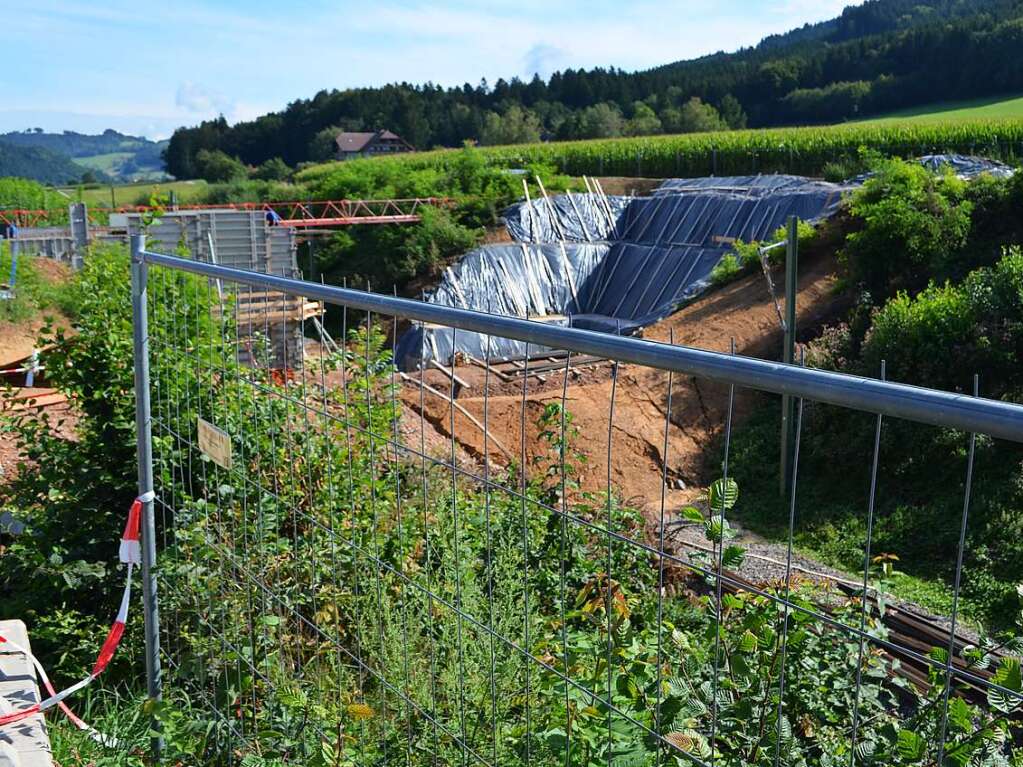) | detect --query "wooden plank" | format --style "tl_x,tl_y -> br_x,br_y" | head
399,372 -> 513,460
0,620 -> 53,767
428,360 -> 471,390
463,354 -> 515,383
231,302 -> 322,324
